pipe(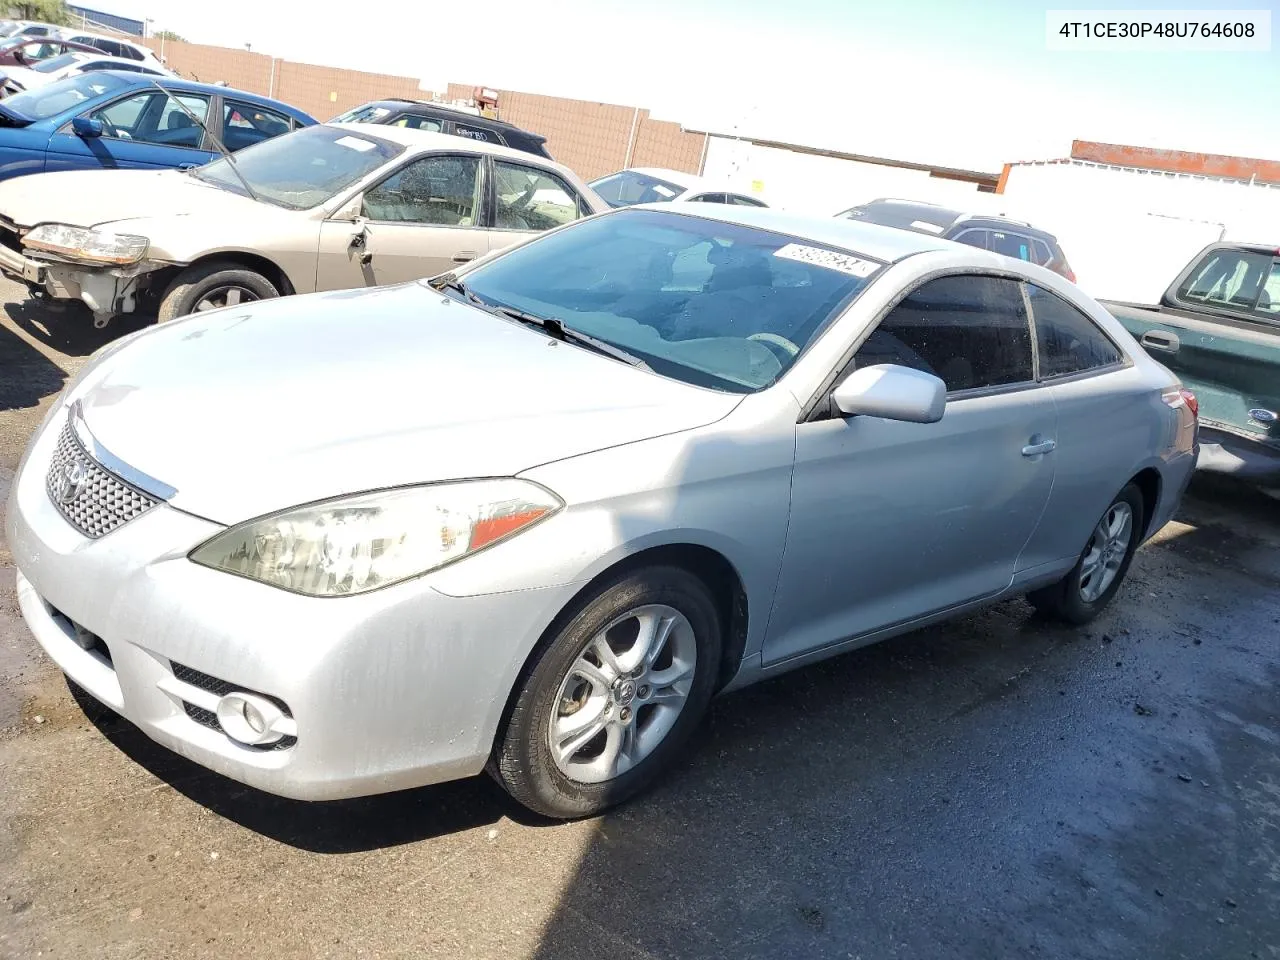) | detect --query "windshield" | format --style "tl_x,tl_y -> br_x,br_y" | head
589,170 -> 689,208
458,209 -> 882,392
192,125 -> 403,209
32,51 -> 82,73
0,72 -> 128,120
